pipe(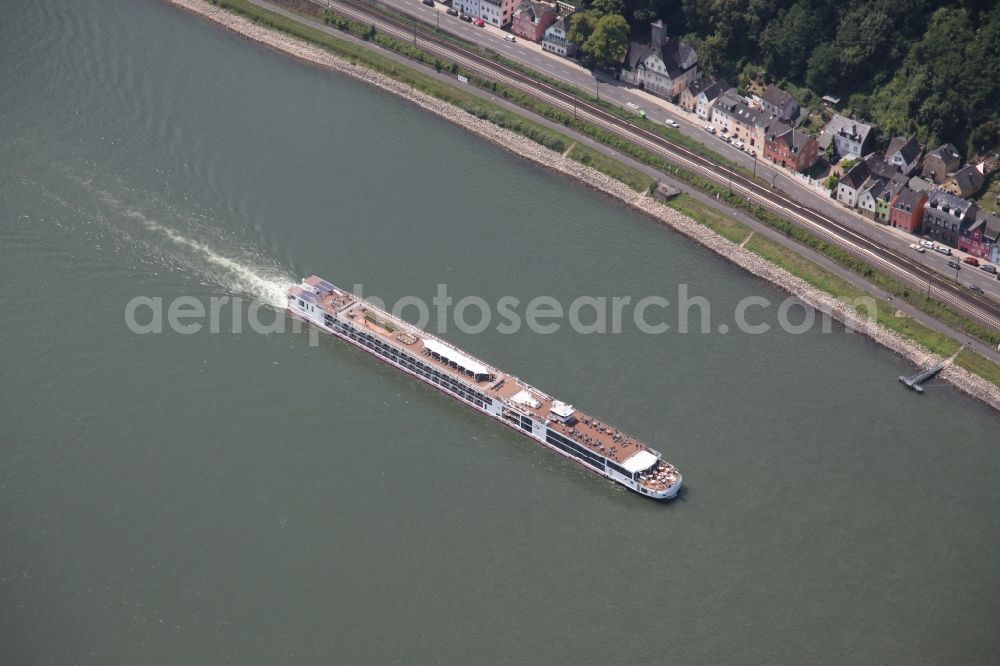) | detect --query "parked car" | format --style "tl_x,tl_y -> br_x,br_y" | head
732,140 -> 745,150
970,285 -> 985,294
962,256 -> 980,267
920,239 -> 935,248
473,18 -> 485,26
447,7 -> 459,15
664,119 -> 679,128
979,263 -> 998,274
704,124 -> 716,134
504,34 -> 516,42
909,243 -> 926,253
744,147 -> 755,156
935,245 -> 953,256
422,0 -> 434,6
460,13 -> 472,21
947,260 -> 961,269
